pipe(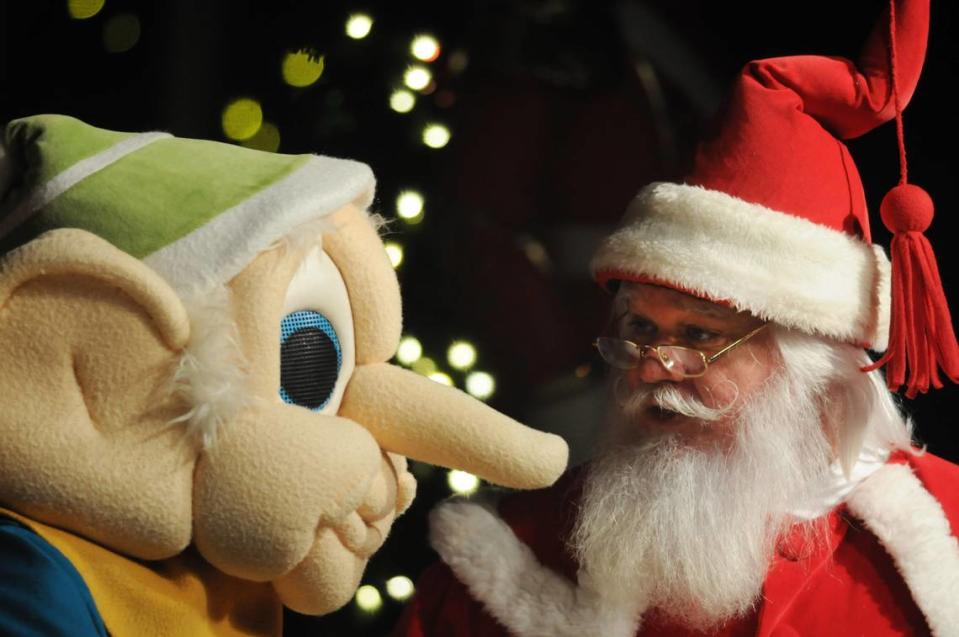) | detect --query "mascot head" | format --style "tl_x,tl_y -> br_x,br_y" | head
0,114 -> 567,614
